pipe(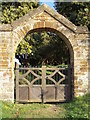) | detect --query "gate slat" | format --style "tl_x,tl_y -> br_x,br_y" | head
16,64 -> 19,102
42,66 -> 46,103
